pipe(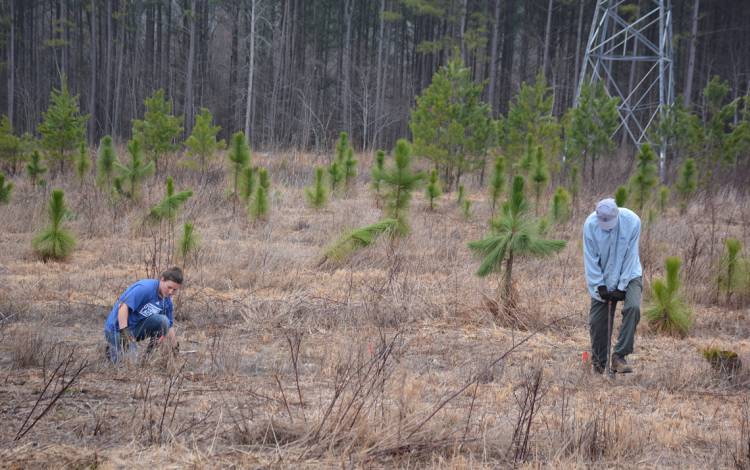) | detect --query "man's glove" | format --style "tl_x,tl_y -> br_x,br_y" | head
610,289 -> 626,302
118,327 -> 134,350
597,285 -> 610,301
